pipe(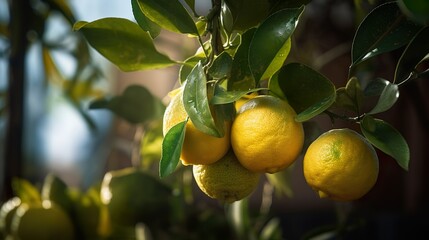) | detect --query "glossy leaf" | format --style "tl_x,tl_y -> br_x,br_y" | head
249,7 -> 303,82
361,115 -> 409,171
160,120 -> 187,178
365,79 -> 399,114
228,29 -> 257,91
208,52 -> 233,80
131,0 -> 161,38
74,18 -> 175,71
179,53 -> 206,84
211,88 -> 265,105
137,0 -> 198,34
351,2 -> 422,66
269,63 -> 336,122
90,85 -> 164,124
395,26 -> 429,84
183,62 -> 221,137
